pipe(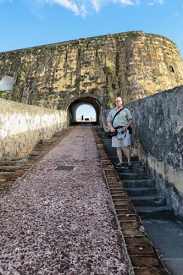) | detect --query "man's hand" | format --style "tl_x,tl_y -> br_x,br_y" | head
122,126 -> 127,132
110,127 -> 116,132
